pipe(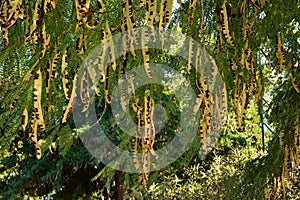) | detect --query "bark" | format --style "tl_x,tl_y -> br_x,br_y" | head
114,170 -> 124,200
